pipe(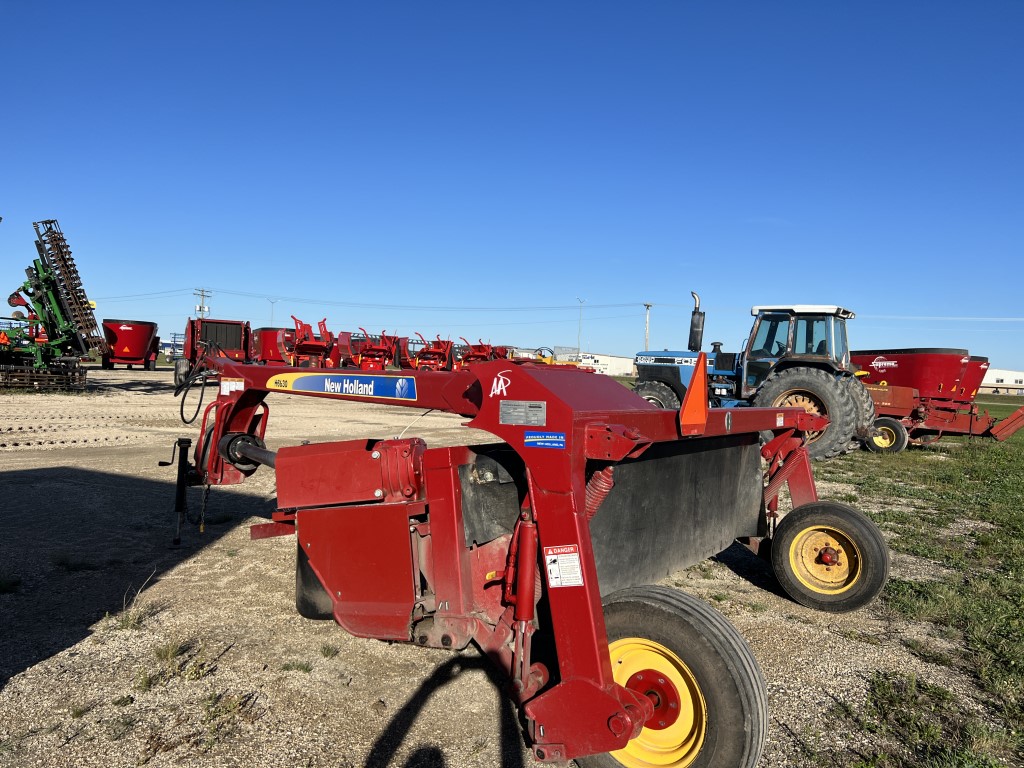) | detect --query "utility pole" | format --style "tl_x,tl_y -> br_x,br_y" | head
193,288 -> 211,319
644,302 -> 652,351
576,297 -> 585,360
